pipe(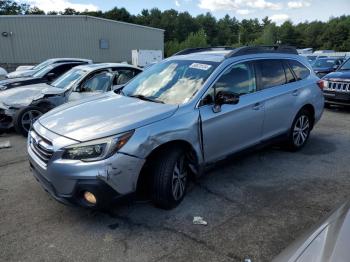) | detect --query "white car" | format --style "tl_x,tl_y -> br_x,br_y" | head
0,67 -> 7,80
6,58 -> 92,79
0,63 -> 142,136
